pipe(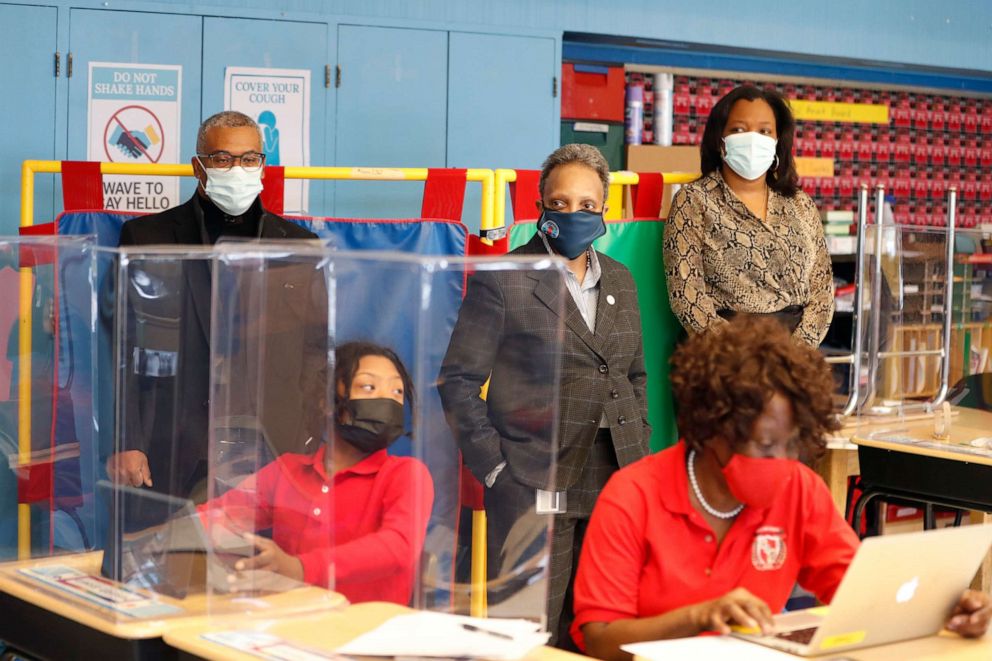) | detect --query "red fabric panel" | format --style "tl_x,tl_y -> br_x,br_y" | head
460,464 -> 485,511
510,170 -> 542,222
17,461 -> 53,504
19,223 -> 57,236
467,234 -> 508,256
421,168 -> 468,221
261,165 -> 285,215
61,161 -> 104,211
631,172 -> 664,219
18,223 -> 58,267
